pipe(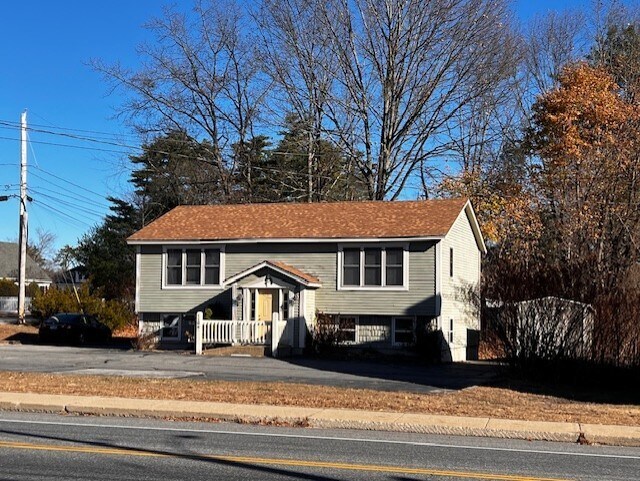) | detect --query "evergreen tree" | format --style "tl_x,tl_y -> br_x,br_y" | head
130,130 -> 224,224
270,115 -> 367,202
73,198 -> 140,300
